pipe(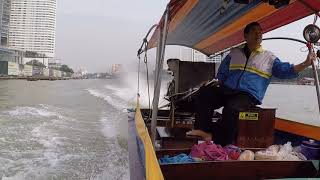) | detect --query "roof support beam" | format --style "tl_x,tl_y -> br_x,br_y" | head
151,5 -> 169,146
